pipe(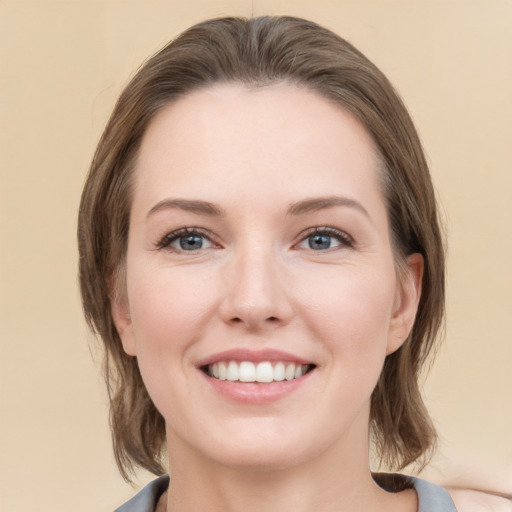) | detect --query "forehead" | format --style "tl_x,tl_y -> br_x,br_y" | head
134,83 -> 384,211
